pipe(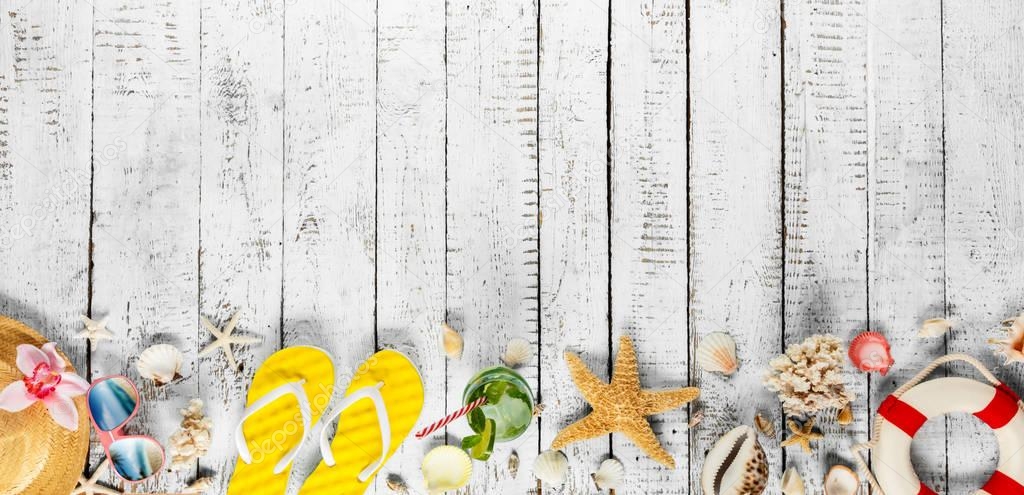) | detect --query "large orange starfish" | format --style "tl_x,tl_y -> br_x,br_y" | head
551,336 -> 700,468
